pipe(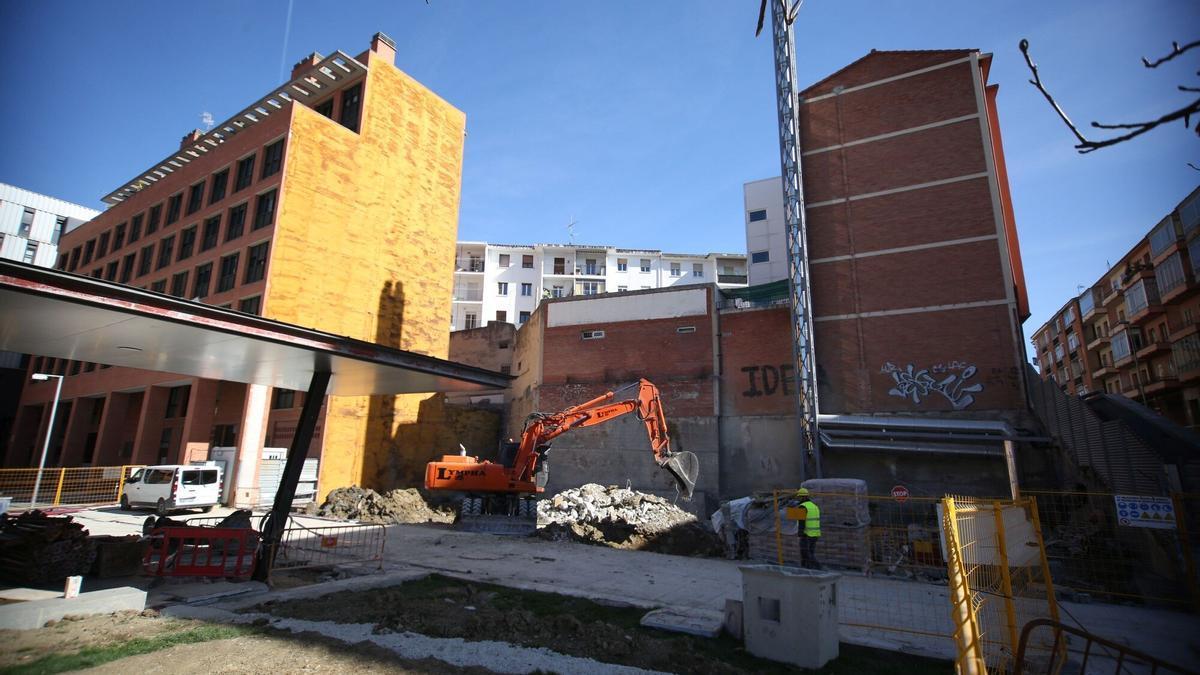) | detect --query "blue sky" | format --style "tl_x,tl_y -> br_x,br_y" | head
0,1 -> 1196,360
